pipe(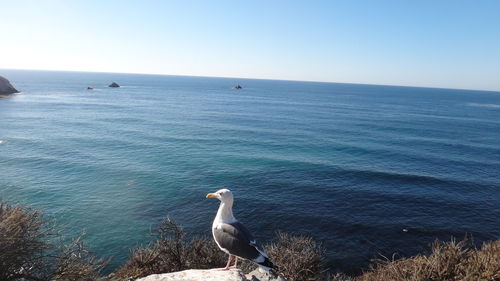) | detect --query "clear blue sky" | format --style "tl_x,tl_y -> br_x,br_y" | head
1,0 -> 499,91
